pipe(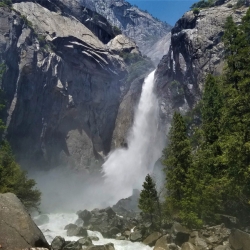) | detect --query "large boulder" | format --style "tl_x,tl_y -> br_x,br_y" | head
229,229 -> 250,250
0,193 -> 49,250
153,235 -> 171,250
130,231 -> 142,242
143,232 -> 162,247
171,222 -> 190,246
51,236 -> 66,250
78,210 -> 92,225
66,225 -> 87,237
